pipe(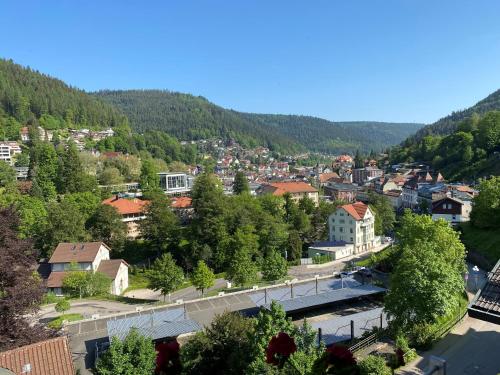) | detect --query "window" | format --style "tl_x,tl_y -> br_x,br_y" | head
340,212 -> 344,216
331,218 -> 335,223
350,237 -> 353,242
339,227 -> 344,233
350,228 -> 353,233
340,219 -> 345,224
331,226 -> 335,232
